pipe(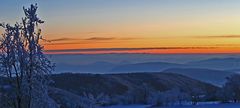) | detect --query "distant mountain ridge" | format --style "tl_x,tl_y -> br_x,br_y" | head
186,57 -> 240,70
54,57 -> 240,74
52,57 -> 240,86
110,62 -> 185,73
55,61 -> 117,73
162,68 -> 234,86
110,57 -> 240,73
